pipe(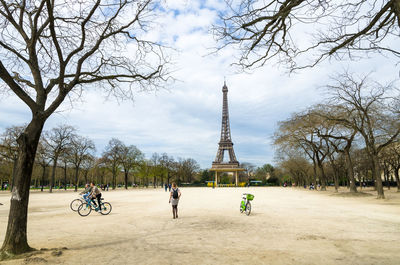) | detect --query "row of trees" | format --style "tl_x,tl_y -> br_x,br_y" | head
0,124 -> 201,192
274,73 -> 400,199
